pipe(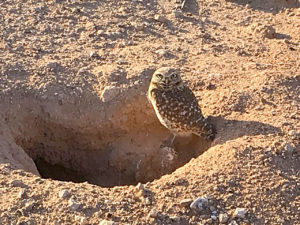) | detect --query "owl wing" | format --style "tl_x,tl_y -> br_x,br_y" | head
178,86 -> 216,140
